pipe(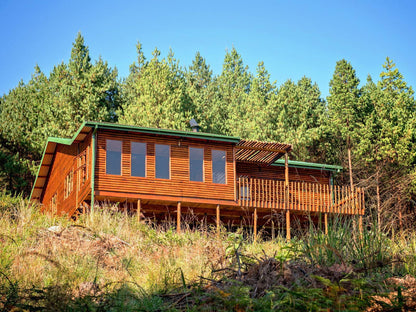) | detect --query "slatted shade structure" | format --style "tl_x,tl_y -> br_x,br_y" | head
235,139 -> 293,166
